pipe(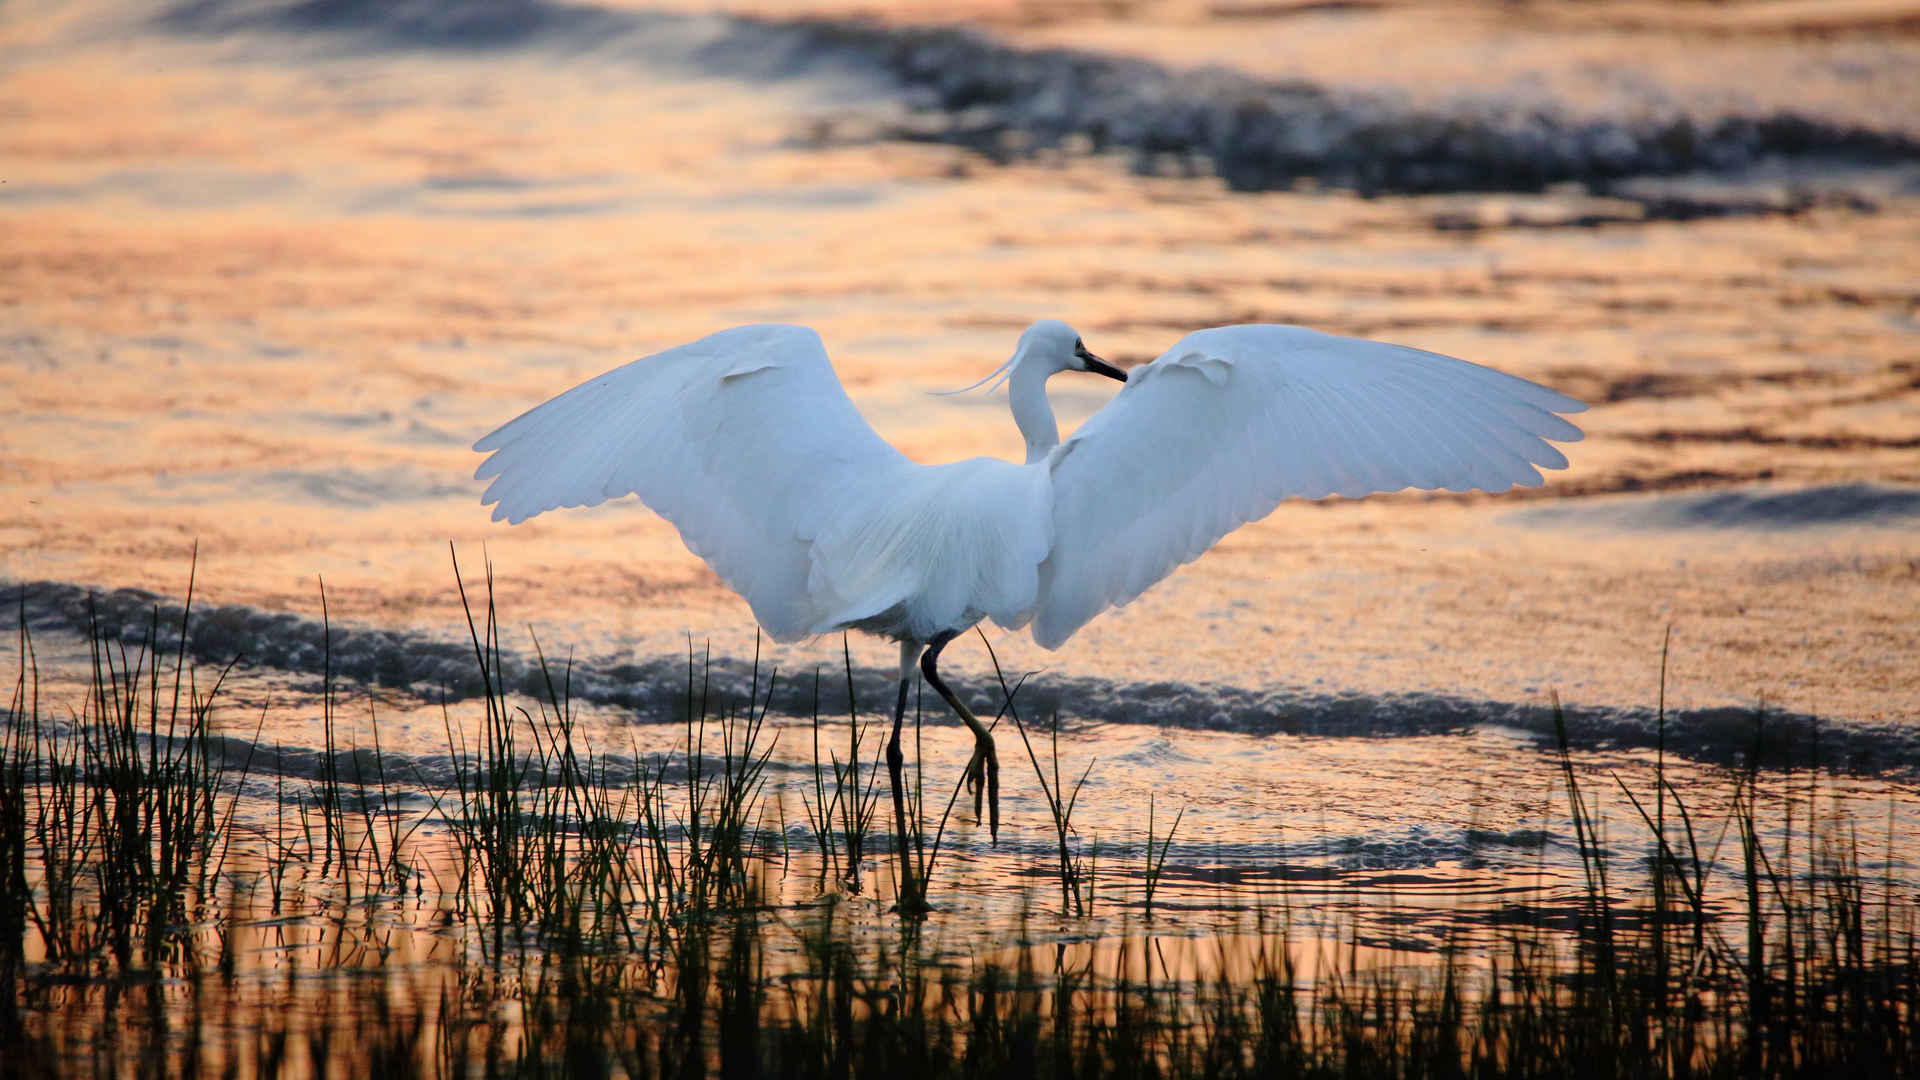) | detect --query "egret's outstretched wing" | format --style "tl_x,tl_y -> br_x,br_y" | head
1030,325 -> 1586,649
473,324 -> 909,639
